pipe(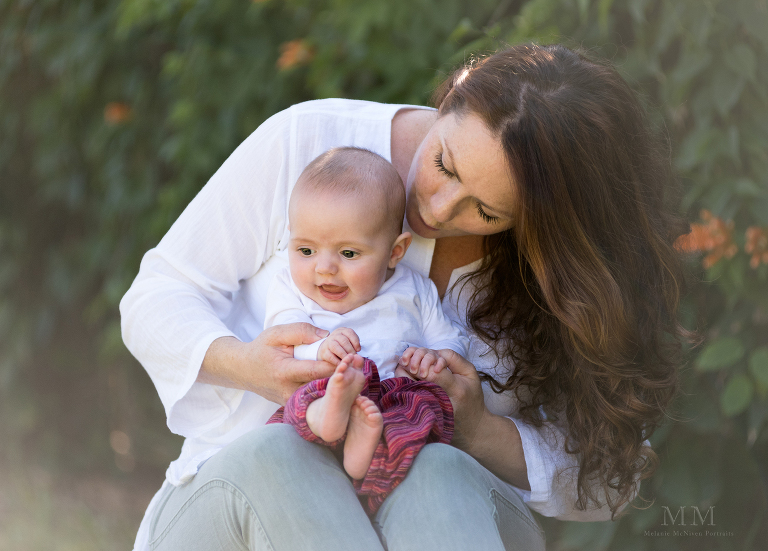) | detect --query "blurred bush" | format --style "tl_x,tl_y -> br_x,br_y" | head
1,0 -> 766,548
